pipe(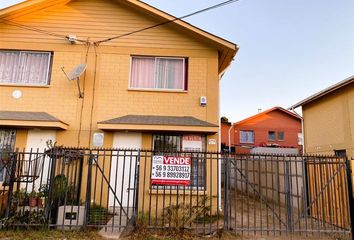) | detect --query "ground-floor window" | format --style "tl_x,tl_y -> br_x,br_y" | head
334,149 -> 346,157
152,133 -> 206,190
0,129 -> 16,182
